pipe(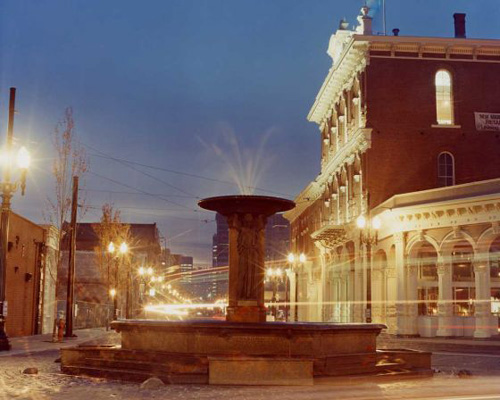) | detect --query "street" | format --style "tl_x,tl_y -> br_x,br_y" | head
1,350 -> 500,400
